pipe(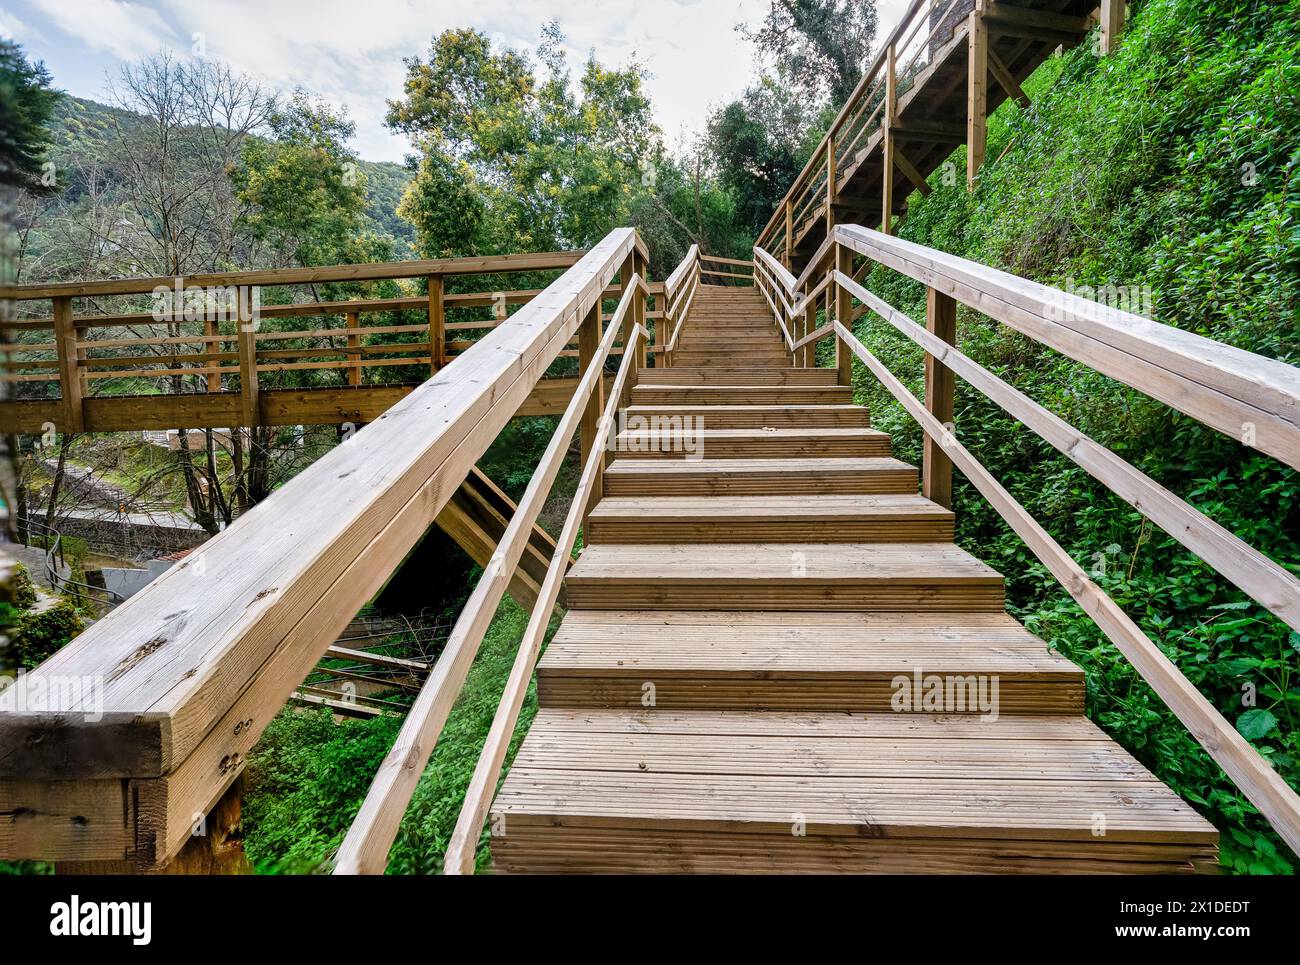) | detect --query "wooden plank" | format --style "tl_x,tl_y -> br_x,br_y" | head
1100,0 -> 1125,55
237,318 -> 259,428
